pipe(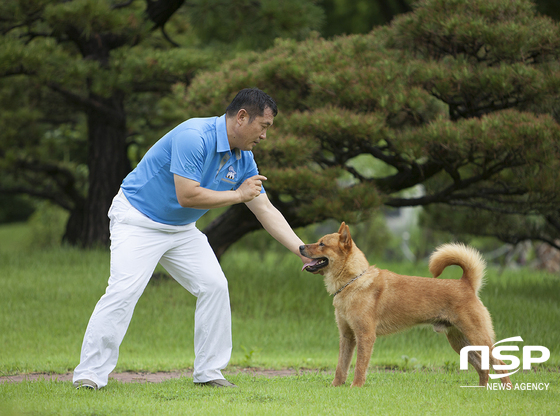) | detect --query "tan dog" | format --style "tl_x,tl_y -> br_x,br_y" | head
299,222 -> 512,388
